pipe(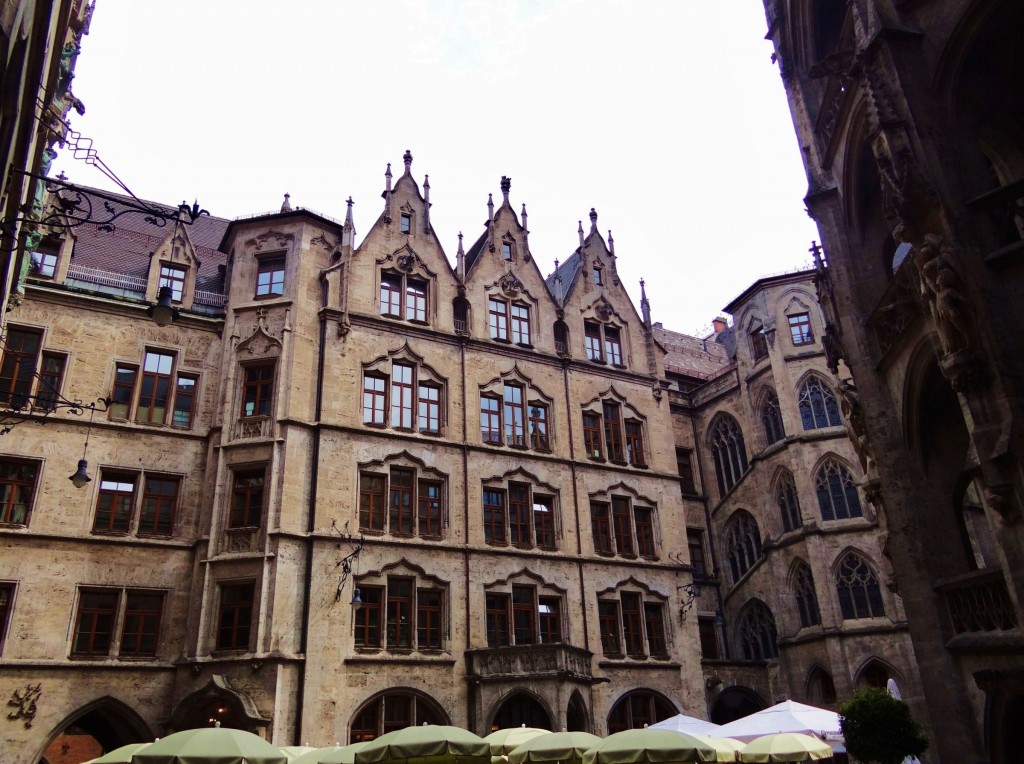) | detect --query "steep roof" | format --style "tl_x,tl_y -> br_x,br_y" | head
653,323 -> 732,380
544,250 -> 582,301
